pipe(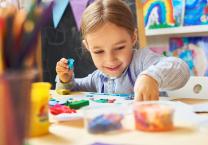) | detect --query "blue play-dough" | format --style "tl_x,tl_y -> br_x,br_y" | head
49,100 -> 58,106
68,58 -> 75,69
87,114 -> 123,134
58,100 -> 67,105
87,92 -> 134,100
